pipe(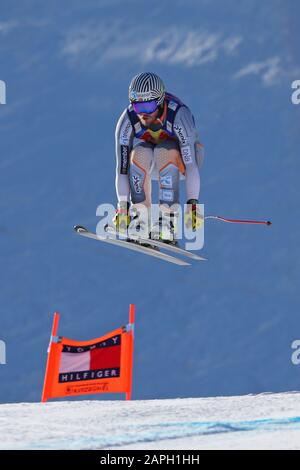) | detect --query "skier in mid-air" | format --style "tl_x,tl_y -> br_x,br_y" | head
113,72 -> 204,244
75,72 -> 270,258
